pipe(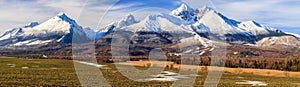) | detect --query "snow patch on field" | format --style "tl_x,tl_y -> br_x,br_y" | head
143,71 -> 200,82
74,61 -> 107,68
21,67 -> 29,69
7,64 -> 16,68
236,80 -> 268,86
